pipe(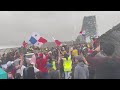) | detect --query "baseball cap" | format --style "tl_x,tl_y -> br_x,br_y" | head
46,63 -> 53,68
